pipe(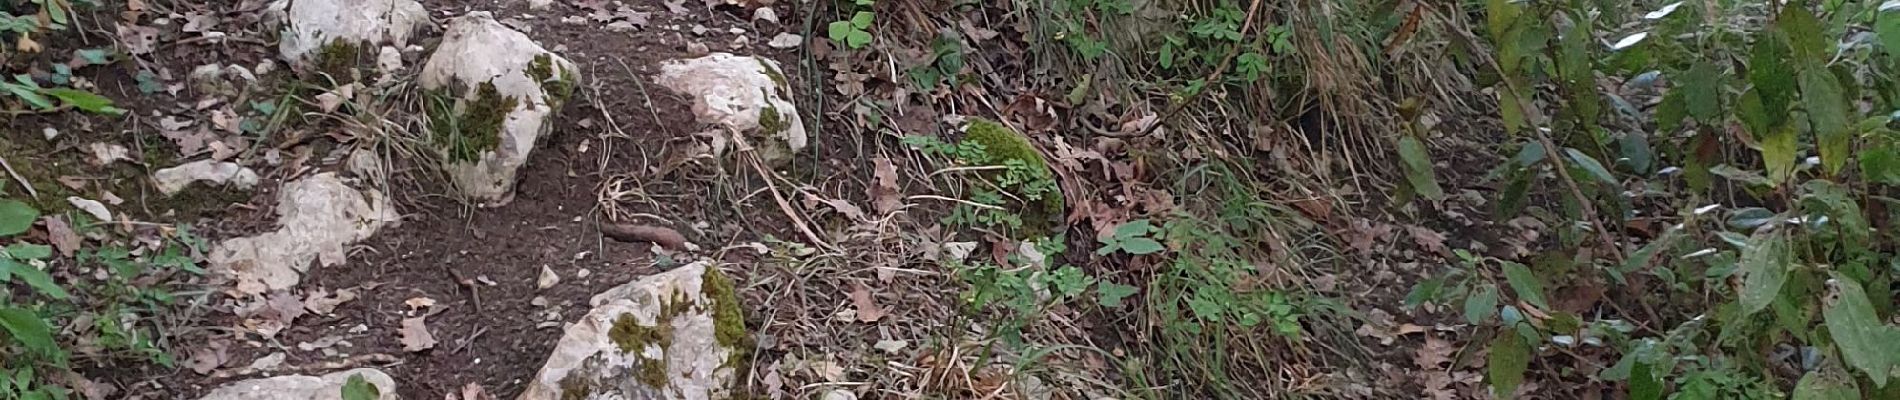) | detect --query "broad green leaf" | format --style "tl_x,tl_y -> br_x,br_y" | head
1881,10 -> 1900,61
1489,331 -> 1530,398
1823,275 -> 1899,387
0,82 -> 53,110
5,243 -> 51,260
1113,220 -> 1154,239
1405,277 -> 1445,308
1499,88 -> 1527,135
1397,135 -> 1446,201
1681,62 -> 1722,121
1563,148 -> 1617,185
1709,164 -> 1774,187
0,199 -> 40,236
1748,34 -> 1795,131
827,21 -> 852,43
7,262 -> 69,300
1863,144 -> 1900,185
850,11 -> 874,29
1096,281 -> 1138,307
1776,5 -> 1828,65
41,88 -> 125,115
74,49 -> 107,65
1119,238 -> 1165,255
1800,180 -> 1868,242
1726,207 -> 1777,230
1465,284 -> 1499,325
847,31 -> 872,49
1656,90 -> 1687,133
341,374 -> 381,400
1800,69 -> 1851,175
1738,229 -> 1791,315
1512,142 -> 1547,167
1501,262 -> 1548,309
0,307 -> 59,359
1618,133 -> 1653,174
1792,367 -> 1861,400
1630,361 -> 1663,400
1760,124 -> 1798,184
